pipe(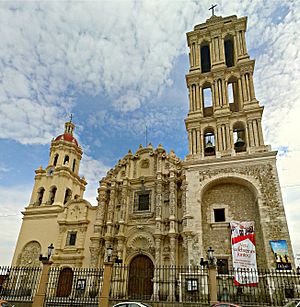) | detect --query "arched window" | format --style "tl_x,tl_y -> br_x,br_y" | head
36,188 -> 45,206
233,122 -> 246,152
72,159 -> 76,172
201,43 -> 211,73
64,188 -> 72,204
204,129 -> 216,156
48,186 -> 57,205
53,154 -> 59,166
63,155 -> 69,166
224,36 -> 234,67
